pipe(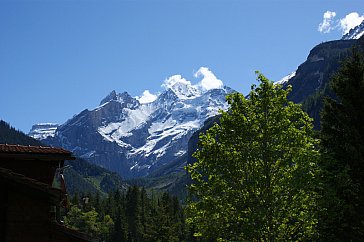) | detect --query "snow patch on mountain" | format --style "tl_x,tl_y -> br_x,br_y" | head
98,103 -> 157,139
342,19 -> 364,40
148,118 -> 177,135
275,71 -> 296,85
136,90 -> 158,104
29,123 -> 59,140
162,75 -> 201,100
